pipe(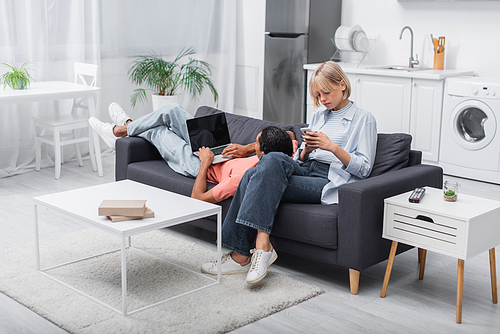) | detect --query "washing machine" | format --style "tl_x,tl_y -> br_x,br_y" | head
440,76 -> 500,184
